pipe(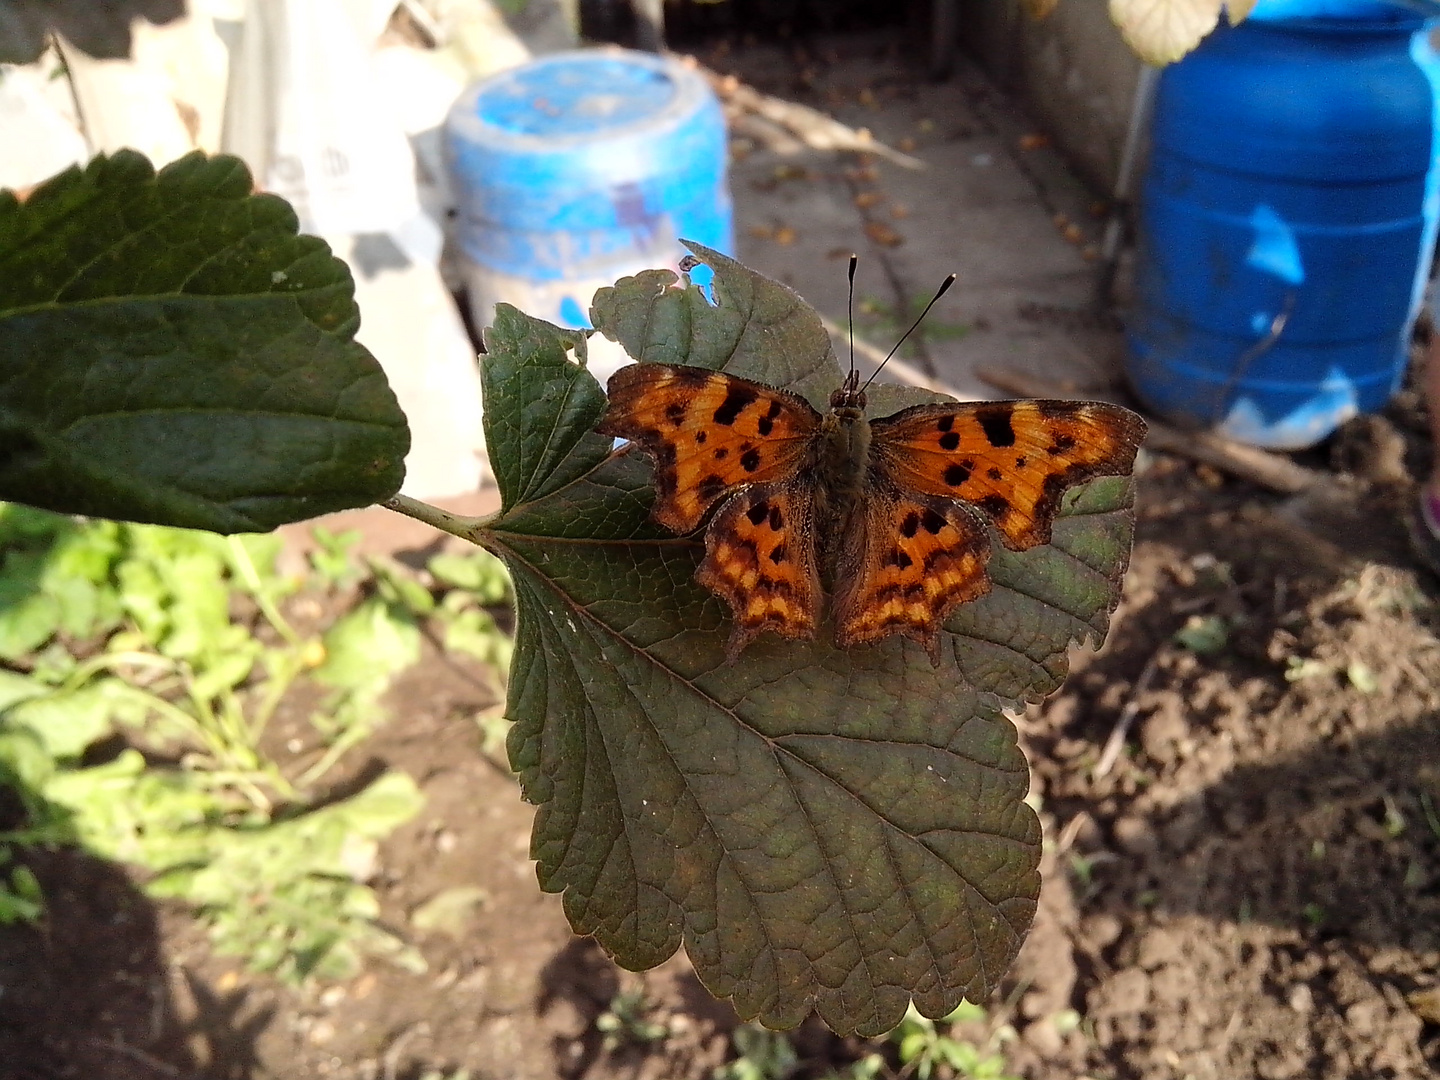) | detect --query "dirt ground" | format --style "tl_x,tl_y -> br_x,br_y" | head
5,367 -> 1439,1080
5,28 -> 1440,1080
